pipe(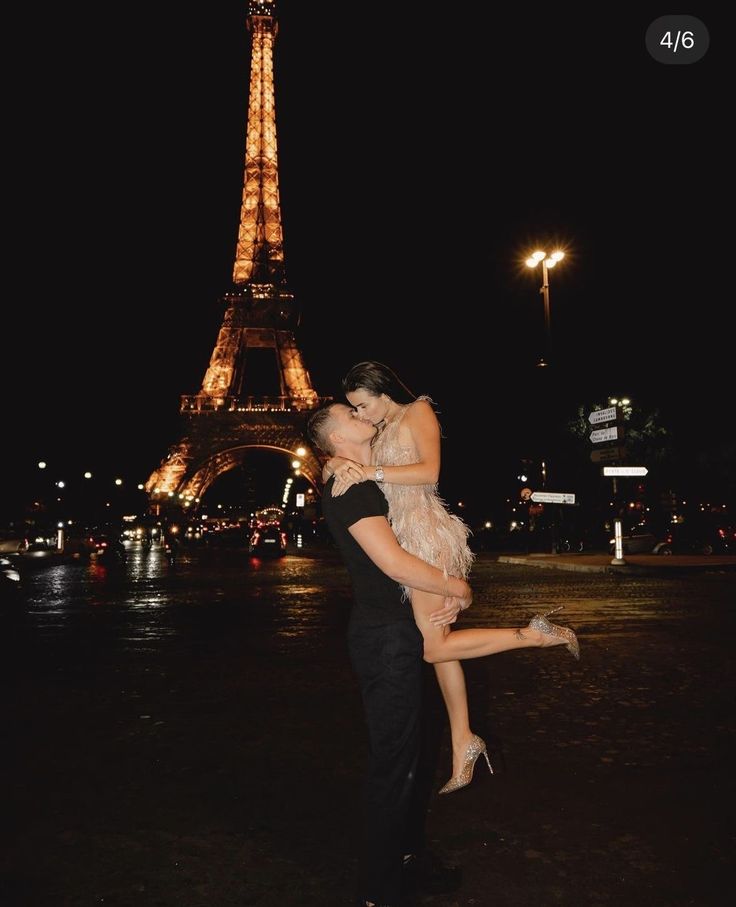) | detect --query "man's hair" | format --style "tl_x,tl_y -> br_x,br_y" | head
306,403 -> 337,455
